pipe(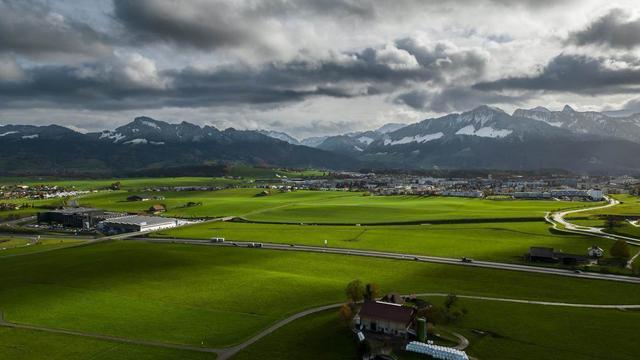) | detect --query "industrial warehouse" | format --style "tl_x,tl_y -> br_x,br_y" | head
97,215 -> 182,234
37,208 -> 183,234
